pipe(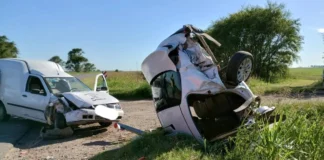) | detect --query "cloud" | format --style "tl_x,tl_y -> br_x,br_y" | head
318,28 -> 324,33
